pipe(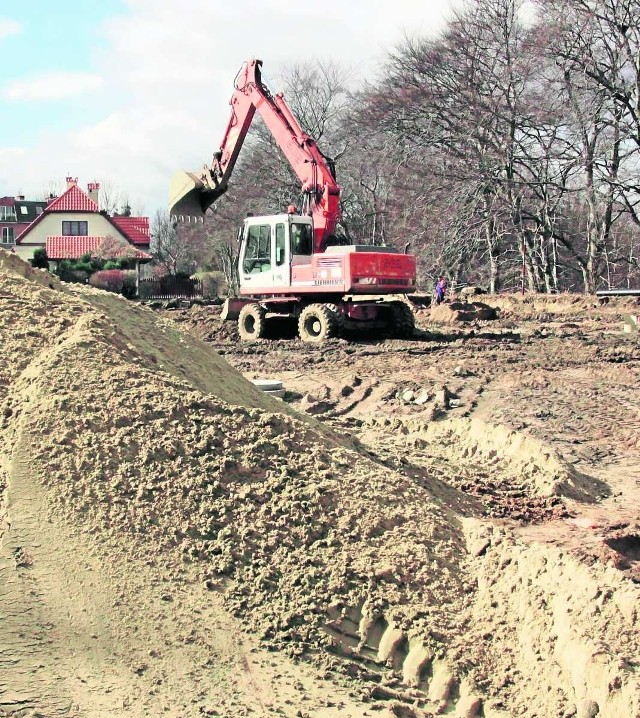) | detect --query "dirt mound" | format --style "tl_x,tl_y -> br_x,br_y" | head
421,418 -> 604,500
430,300 -> 497,323
364,416 -> 574,522
1,252 -> 638,717
485,291 -> 640,320
461,520 -> 640,718
165,303 -> 240,343
0,249 -> 60,289
0,256 -> 468,715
